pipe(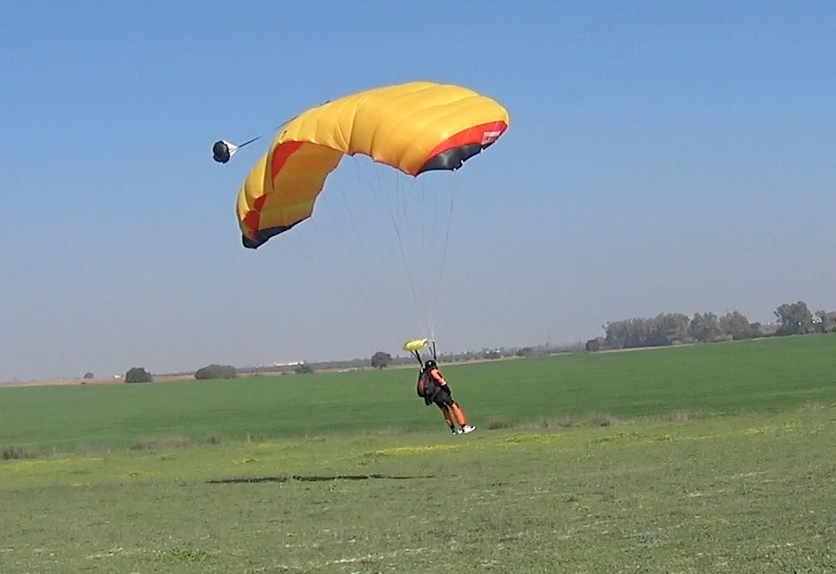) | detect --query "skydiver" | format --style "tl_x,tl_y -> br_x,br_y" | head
416,359 -> 476,435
